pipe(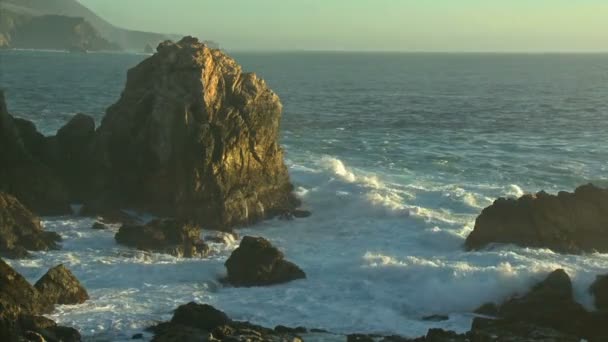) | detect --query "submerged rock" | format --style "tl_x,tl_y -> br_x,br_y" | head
91,36 -> 299,229
465,184 -> 608,254
0,91 -> 72,216
34,264 -> 89,305
149,302 -> 303,342
0,192 -> 62,258
115,219 -> 209,258
224,236 -> 306,286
